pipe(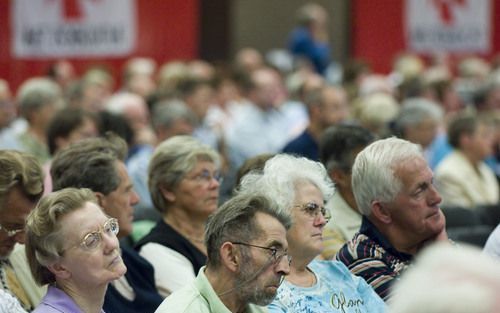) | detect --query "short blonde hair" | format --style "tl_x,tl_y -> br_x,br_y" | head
0,150 -> 43,210
25,188 -> 98,285
148,135 -> 220,214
